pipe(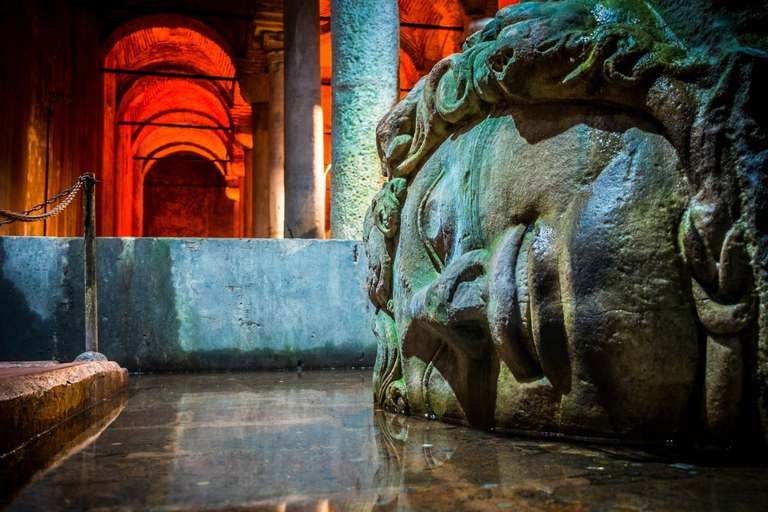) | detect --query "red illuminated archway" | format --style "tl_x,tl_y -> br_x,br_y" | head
101,15 -> 249,237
